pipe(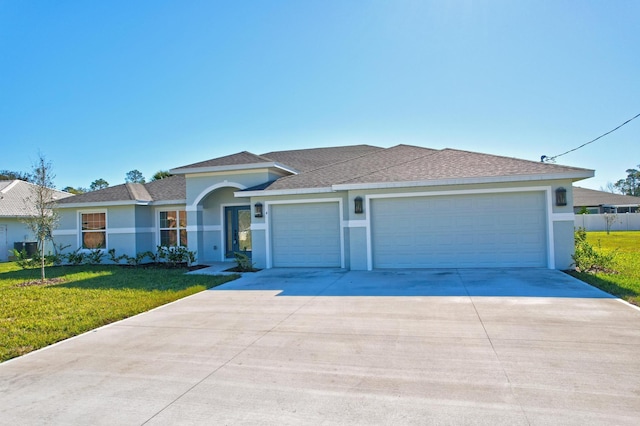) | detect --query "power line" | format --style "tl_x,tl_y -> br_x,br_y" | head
541,112 -> 640,163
